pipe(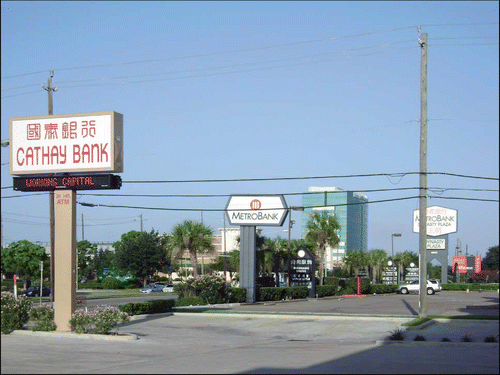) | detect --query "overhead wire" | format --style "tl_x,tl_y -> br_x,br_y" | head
2,21 -> 497,81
